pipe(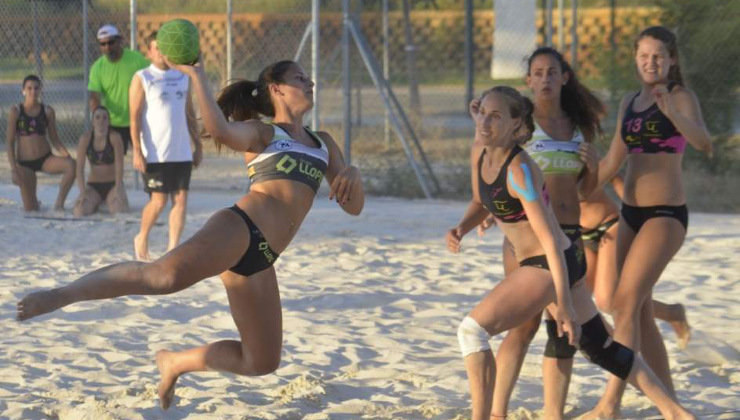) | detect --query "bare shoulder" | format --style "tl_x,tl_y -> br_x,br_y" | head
618,92 -> 635,114
8,104 -> 19,117
234,119 -> 272,142
109,129 -> 123,143
670,85 -> 700,106
44,105 -> 56,117
78,131 -> 92,146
